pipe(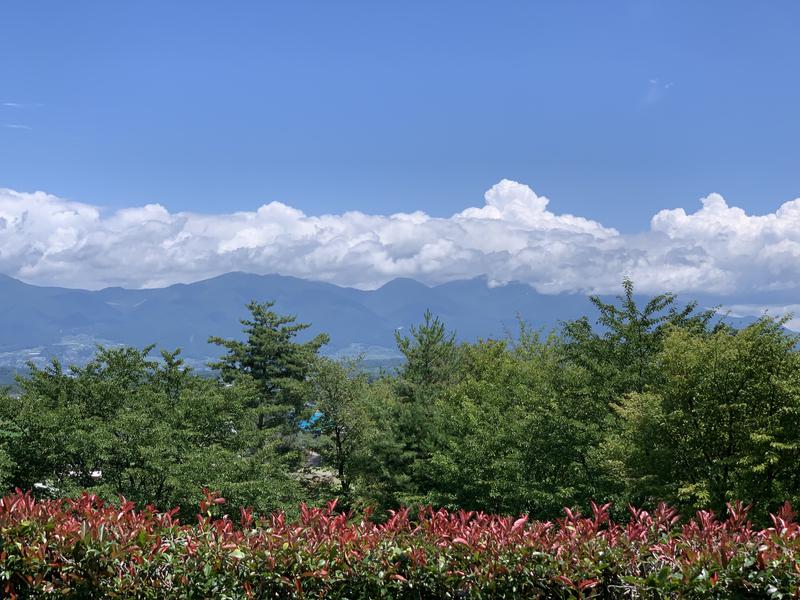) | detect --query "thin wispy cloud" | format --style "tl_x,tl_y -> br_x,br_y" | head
2,101 -> 43,108
2,124 -> 31,130
643,78 -> 674,104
